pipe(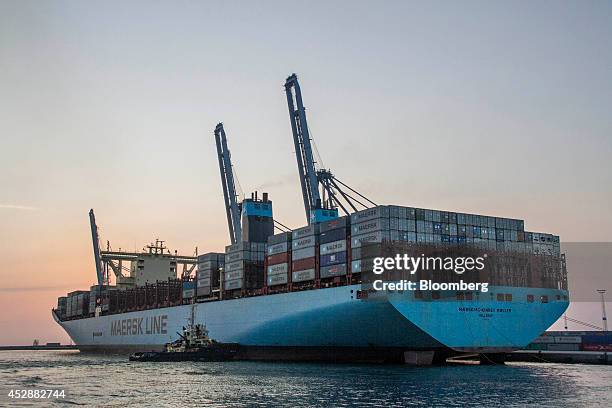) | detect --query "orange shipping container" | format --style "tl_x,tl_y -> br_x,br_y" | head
292,257 -> 316,271
267,252 -> 289,266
